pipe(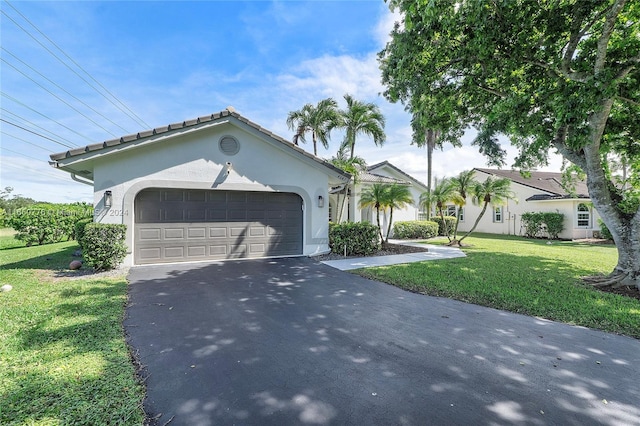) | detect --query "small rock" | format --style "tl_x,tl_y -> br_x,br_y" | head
1,284 -> 13,292
69,260 -> 82,270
